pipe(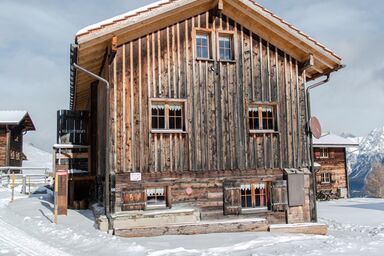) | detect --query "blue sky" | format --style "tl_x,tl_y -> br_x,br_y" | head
0,0 -> 383,150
